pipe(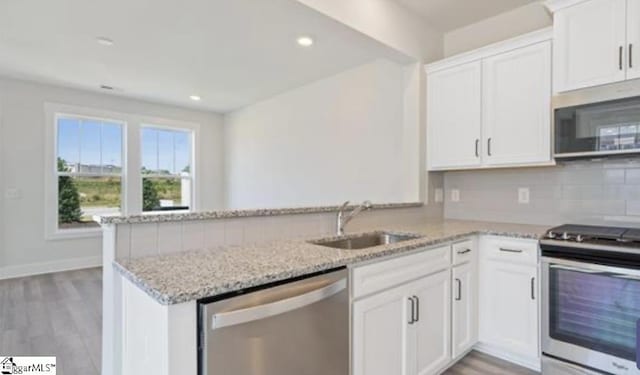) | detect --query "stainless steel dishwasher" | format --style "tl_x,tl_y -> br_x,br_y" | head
198,268 -> 348,375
